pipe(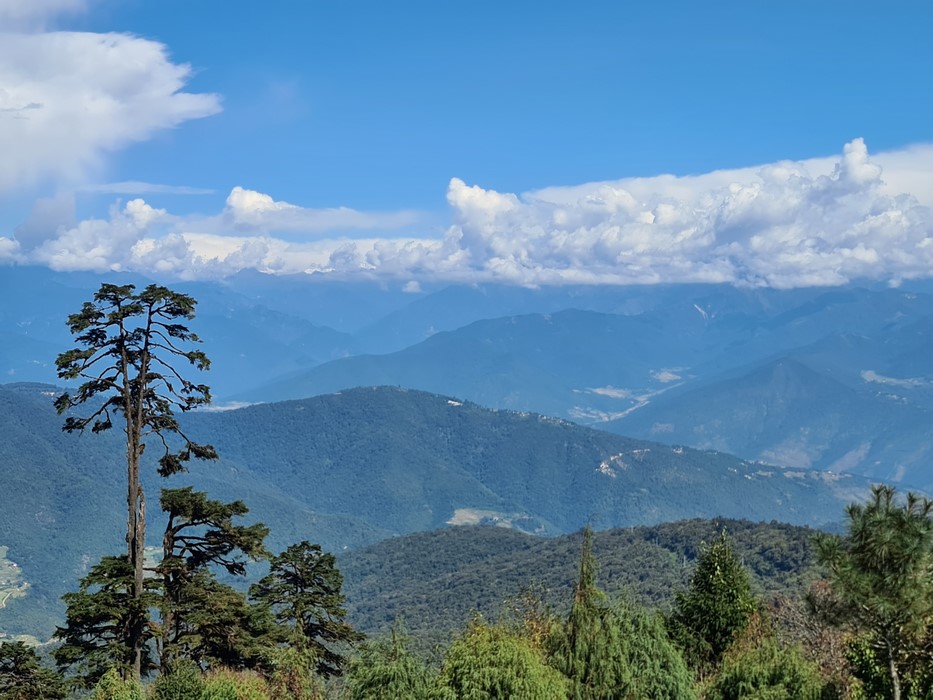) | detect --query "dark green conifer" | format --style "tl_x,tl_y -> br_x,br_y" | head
0,641 -> 67,700
667,530 -> 756,676
158,487 -> 269,671
549,527 -> 695,699
250,541 -> 362,677
54,557 -> 158,686
345,619 -> 434,700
